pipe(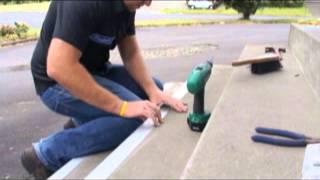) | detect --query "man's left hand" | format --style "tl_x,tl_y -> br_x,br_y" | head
149,89 -> 188,113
